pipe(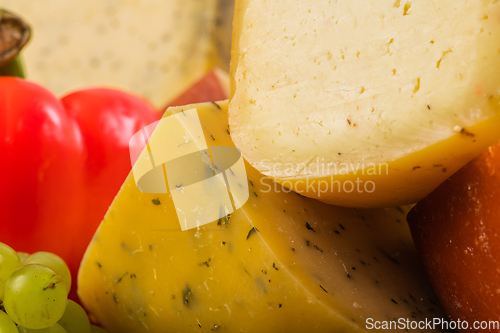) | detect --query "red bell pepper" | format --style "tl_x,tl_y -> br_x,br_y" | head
0,77 -> 160,300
